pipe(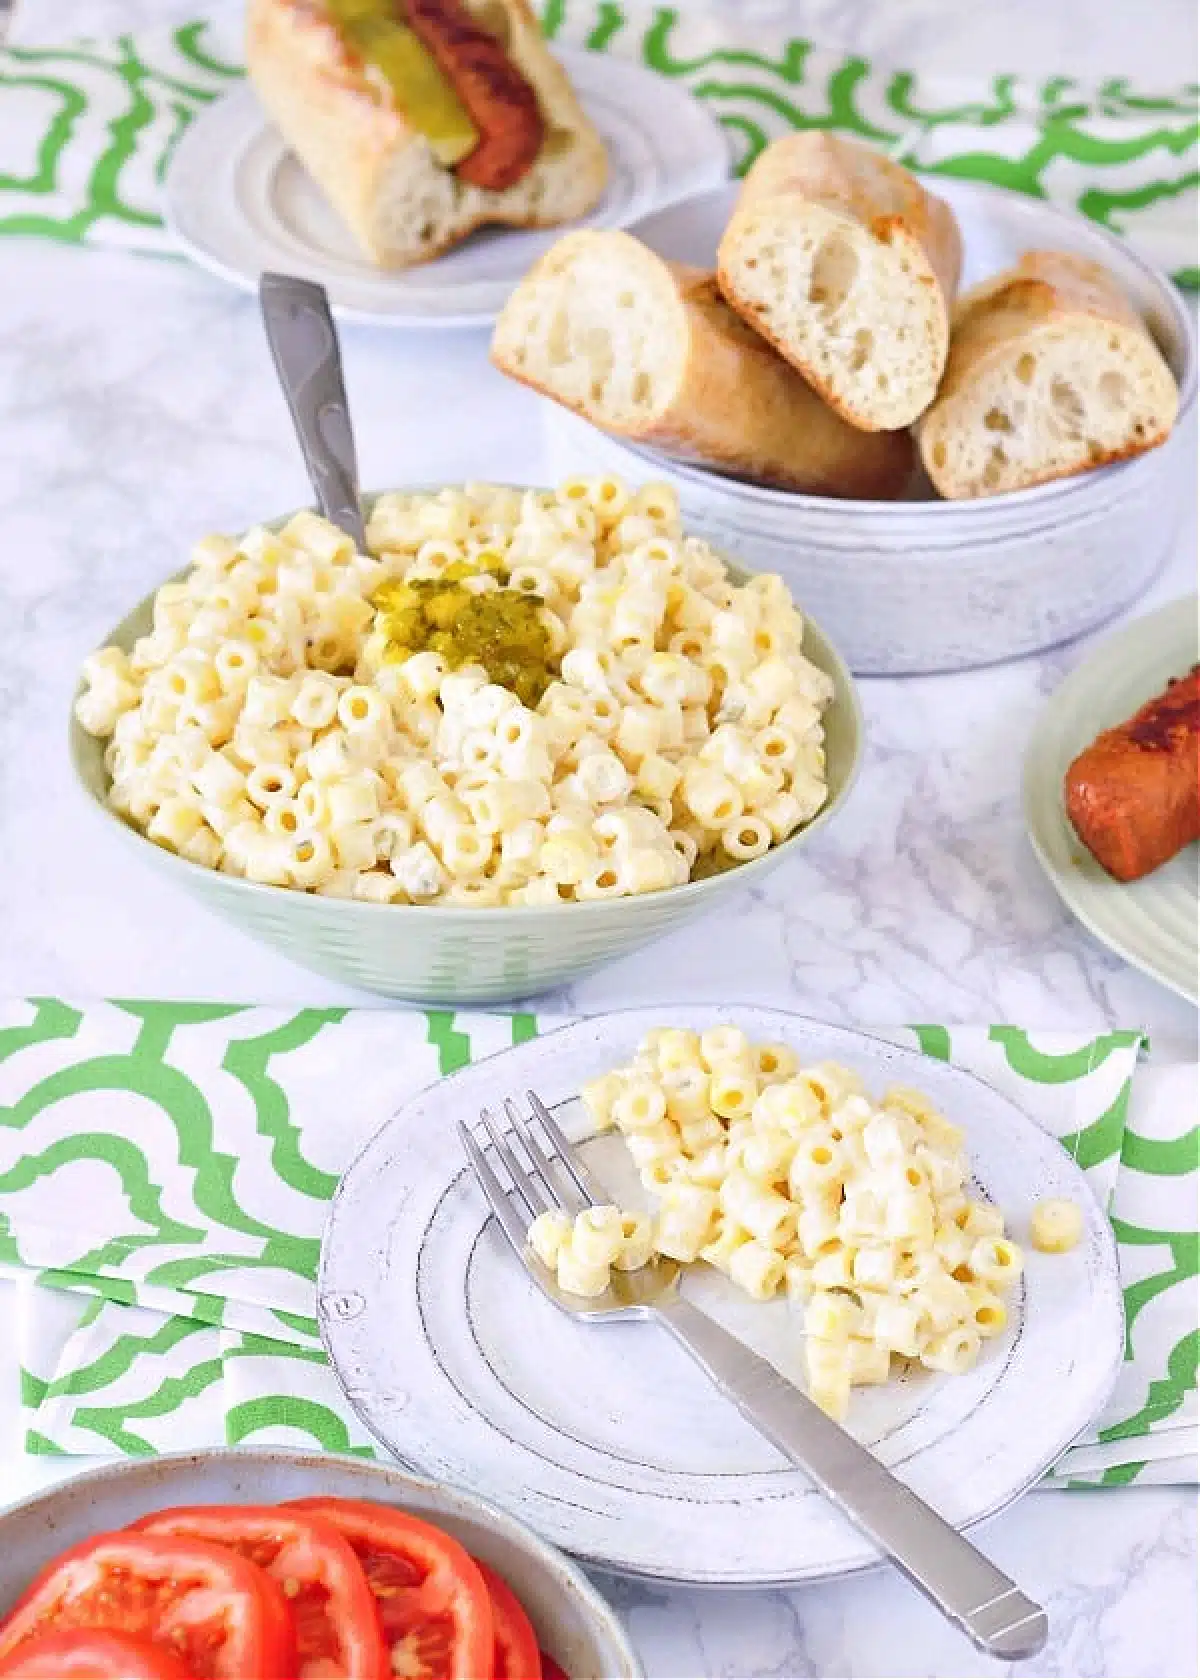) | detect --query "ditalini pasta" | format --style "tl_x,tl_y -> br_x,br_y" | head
1030,1197 -> 1084,1254
530,1029 -> 1032,1421
75,479 -> 834,905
